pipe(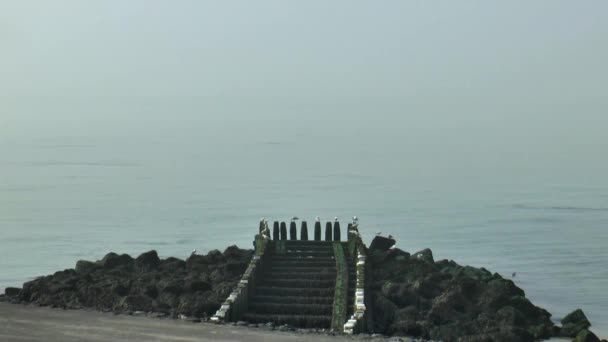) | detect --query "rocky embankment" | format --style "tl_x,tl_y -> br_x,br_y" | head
367,236 -> 605,342
1,238 -> 605,342
1,246 -> 252,319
